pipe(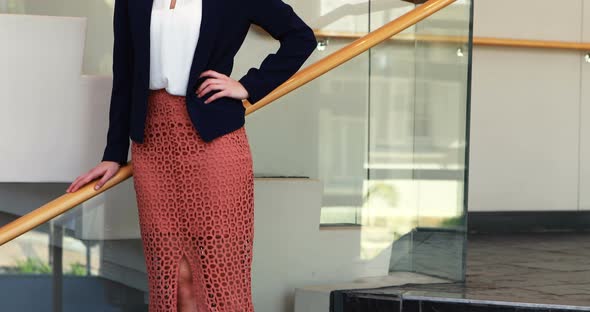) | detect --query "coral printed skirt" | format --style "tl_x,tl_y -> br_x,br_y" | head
131,88 -> 255,311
